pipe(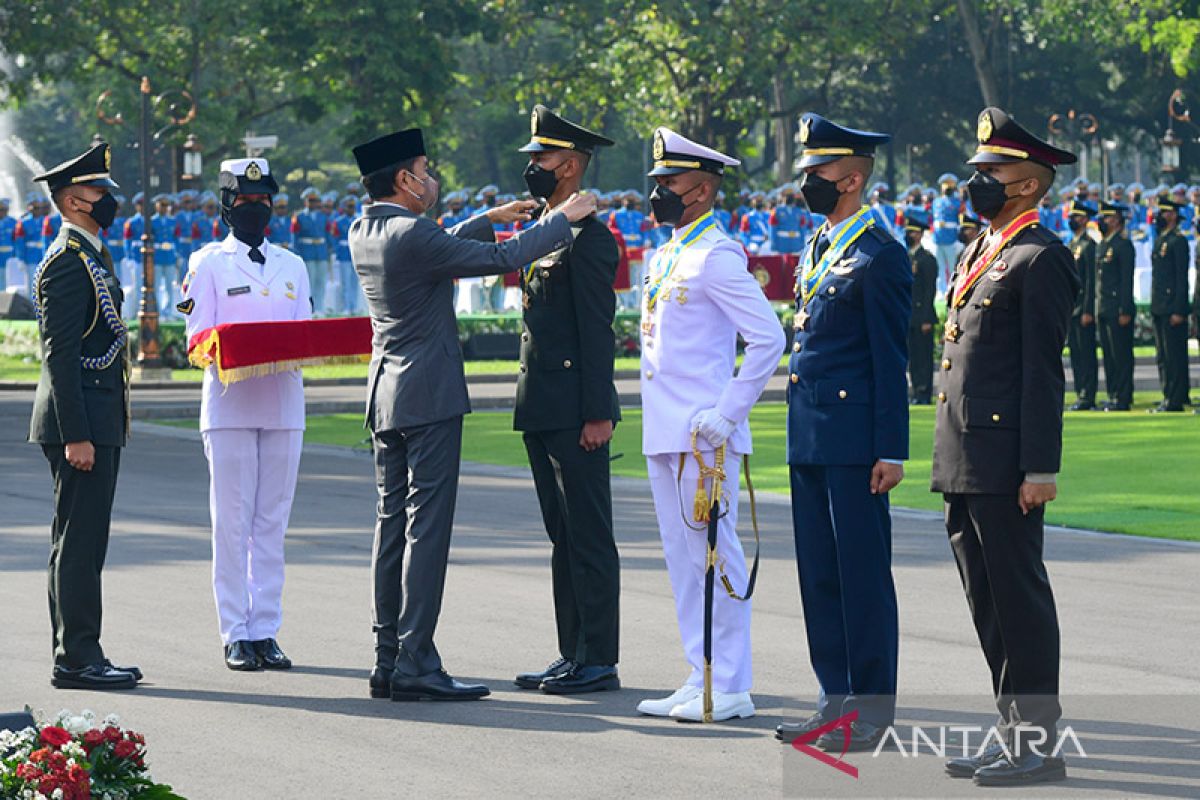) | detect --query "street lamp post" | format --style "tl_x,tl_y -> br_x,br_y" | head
97,77 -> 195,380
1048,109 -> 1099,185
